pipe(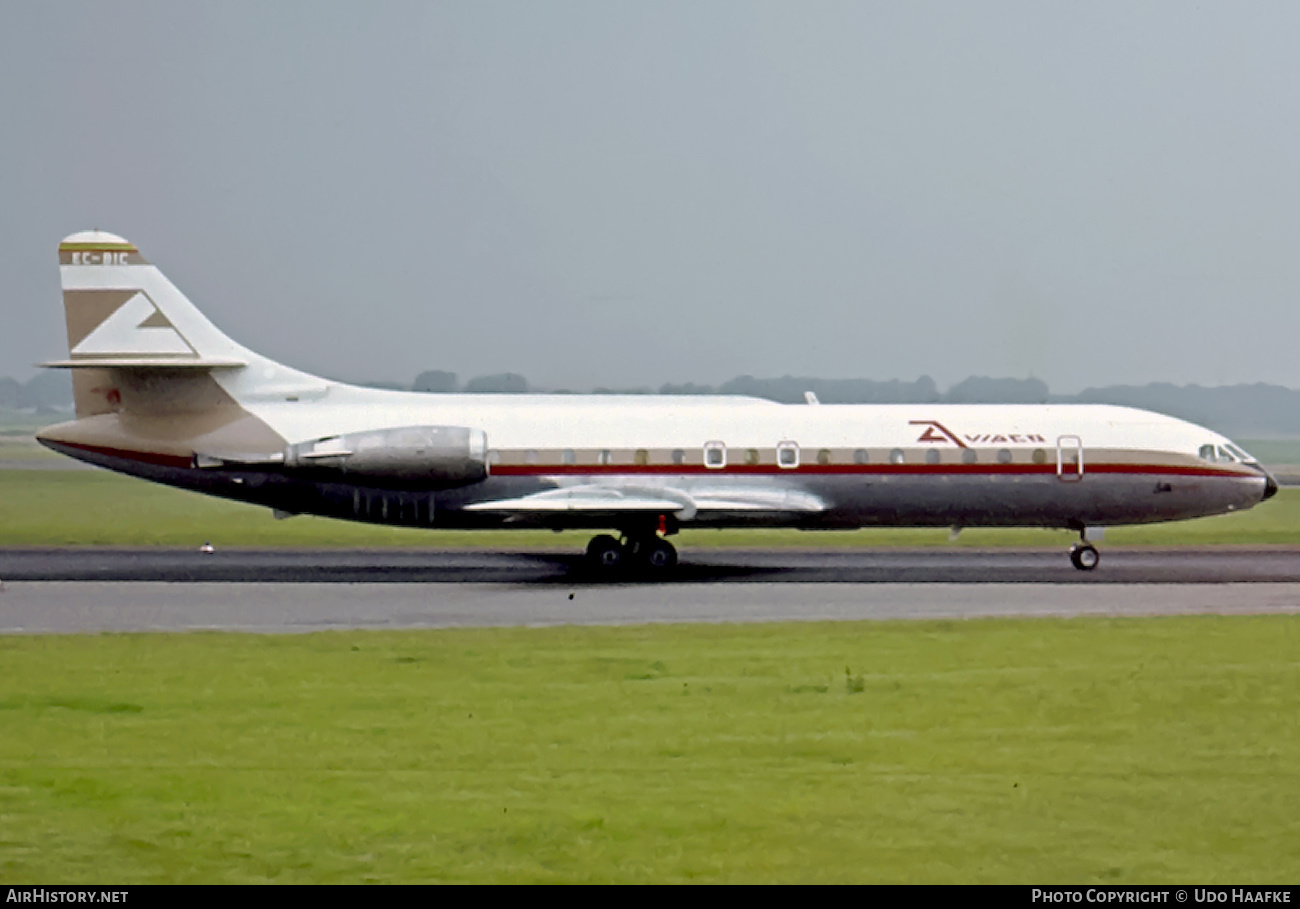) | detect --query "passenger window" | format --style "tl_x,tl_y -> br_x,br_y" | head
1032,448 -> 1047,465
562,448 -> 576,465
817,448 -> 831,465
525,449 -> 538,465
704,442 -> 726,468
777,441 -> 800,468
889,448 -> 906,465
745,448 -> 760,466
997,449 -> 1013,464
925,449 -> 941,465
599,449 -> 612,465
853,449 -> 869,465
671,449 -> 684,465
962,449 -> 978,465
634,449 -> 649,466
